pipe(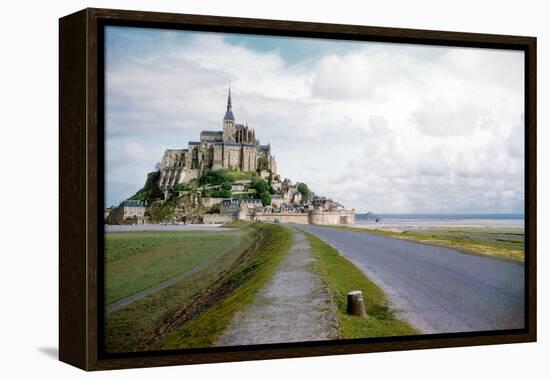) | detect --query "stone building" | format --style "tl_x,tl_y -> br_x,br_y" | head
219,199 -> 241,216
158,87 -> 277,190
270,195 -> 285,208
220,198 -> 263,216
230,183 -> 246,192
106,200 -> 146,225
104,207 -> 113,222
283,185 -> 302,204
312,196 -> 330,210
